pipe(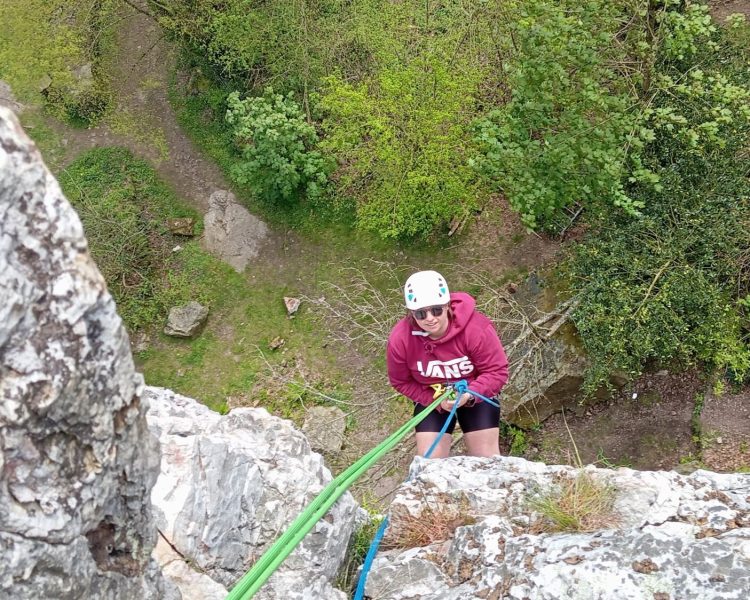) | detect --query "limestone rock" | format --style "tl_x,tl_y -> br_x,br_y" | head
202,190 -> 269,273
146,387 -> 360,599
0,107 -> 174,598
500,275 -> 624,428
502,336 -> 591,428
164,301 -> 208,337
284,296 -> 301,316
155,537 -> 227,600
365,456 -> 750,599
302,406 -> 347,454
